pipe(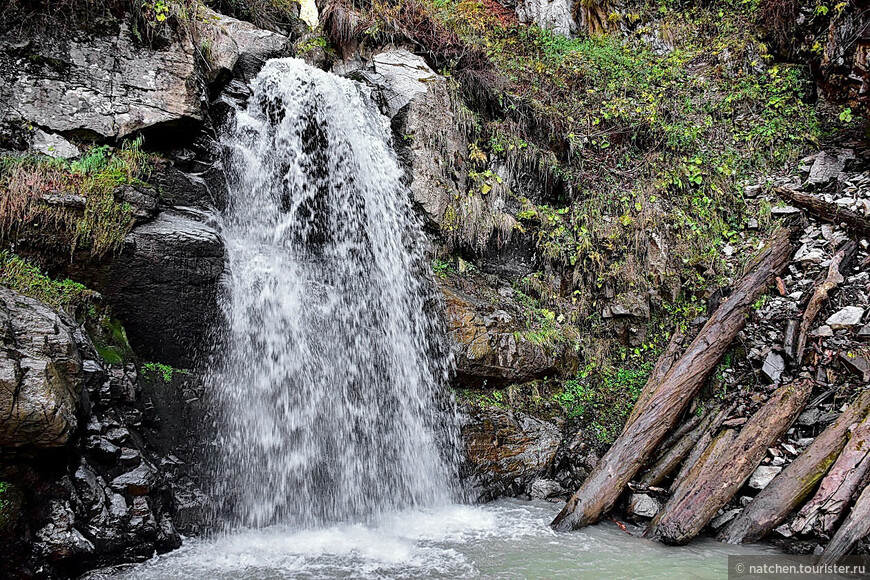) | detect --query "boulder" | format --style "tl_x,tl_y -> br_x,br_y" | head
748,465 -> 782,490
442,283 -> 563,386
530,478 -> 565,499
806,150 -> 854,186
29,129 -> 80,159
627,493 -> 661,519
371,50 -> 439,118
462,407 -> 561,499
368,49 -> 466,229
0,22 -> 202,140
200,8 -> 291,84
0,287 -> 82,450
107,210 -> 225,366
